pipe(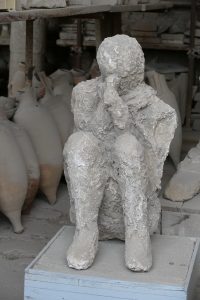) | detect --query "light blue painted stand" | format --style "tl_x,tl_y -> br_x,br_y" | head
24,226 -> 199,300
